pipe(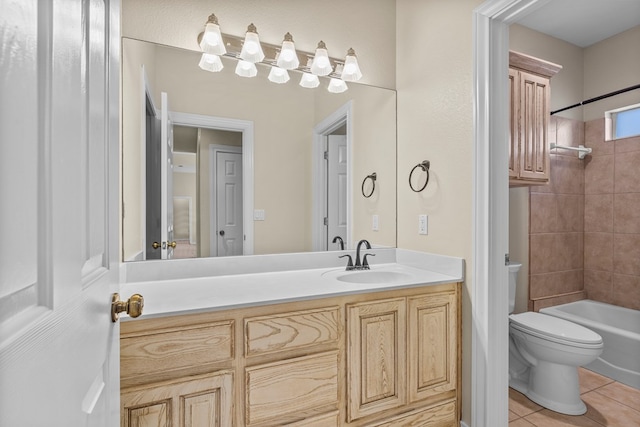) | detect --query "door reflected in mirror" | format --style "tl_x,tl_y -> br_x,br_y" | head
122,38 -> 397,261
